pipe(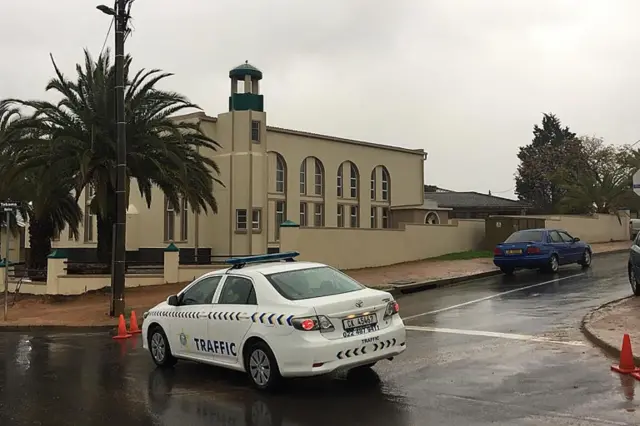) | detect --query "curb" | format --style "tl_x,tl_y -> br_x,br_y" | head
388,248 -> 629,297
580,296 -> 640,364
